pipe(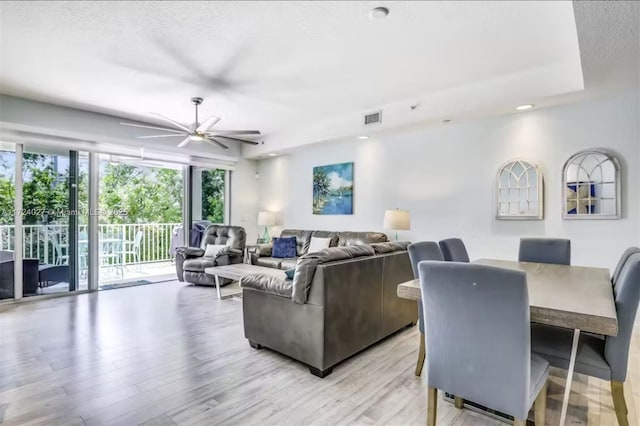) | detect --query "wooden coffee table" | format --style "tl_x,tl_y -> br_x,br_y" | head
204,263 -> 286,300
